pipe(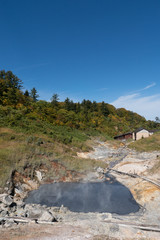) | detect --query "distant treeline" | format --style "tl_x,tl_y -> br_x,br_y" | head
0,70 -> 159,137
